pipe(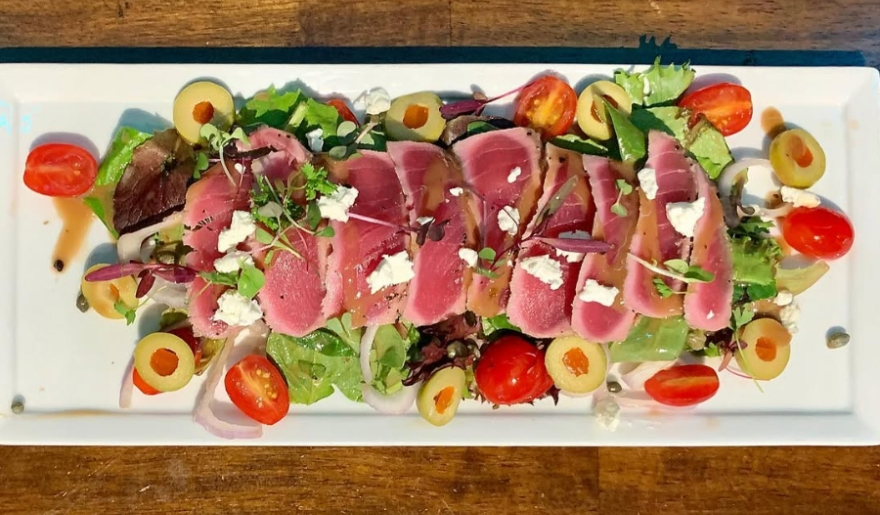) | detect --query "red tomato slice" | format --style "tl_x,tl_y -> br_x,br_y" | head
327,98 -> 359,125
23,143 -> 98,197
513,76 -> 577,139
474,334 -> 553,405
225,355 -> 290,425
133,368 -> 161,396
782,206 -> 854,259
644,364 -> 720,407
679,83 -> 753,136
